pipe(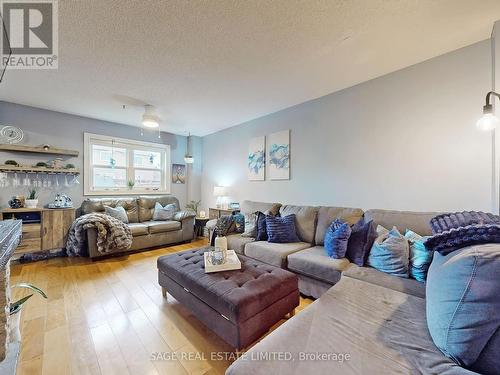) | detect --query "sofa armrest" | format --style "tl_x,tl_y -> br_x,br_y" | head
173,210 -> 196,221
